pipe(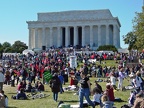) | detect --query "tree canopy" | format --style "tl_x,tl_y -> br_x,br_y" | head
97,45 -> 117,52
123,6 -> 144,51
123,32 -> 137,50
12,41 -> 28,53
133,6 -> 144,51
0,40 -> 28,53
